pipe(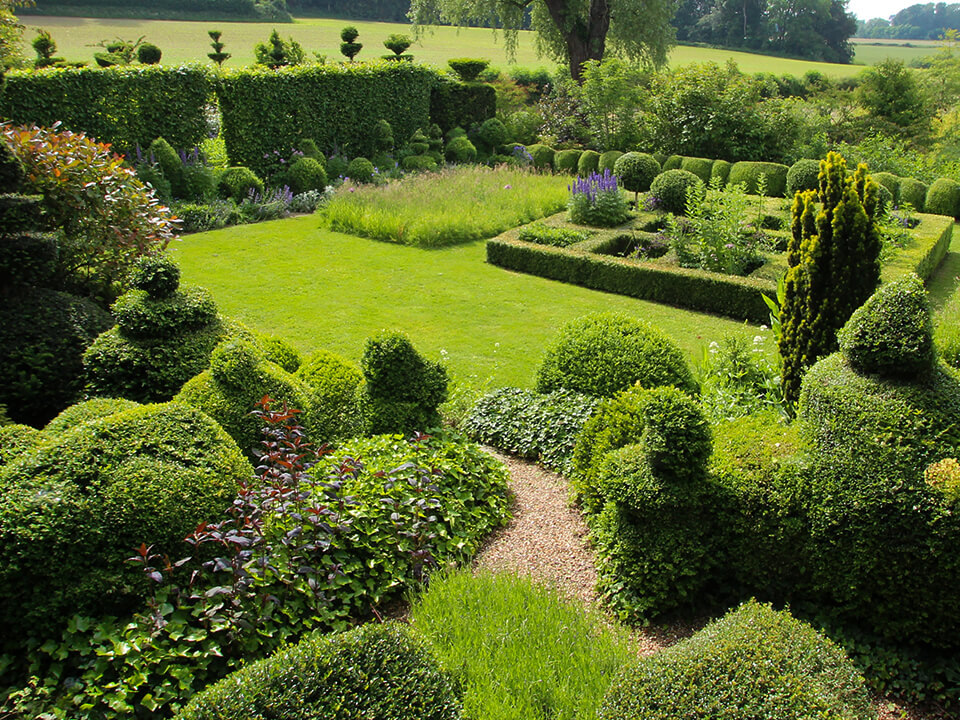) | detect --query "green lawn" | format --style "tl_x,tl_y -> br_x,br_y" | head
20,14 -> 869,77
171,215 -> 765,389
849,38 -> 941,66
